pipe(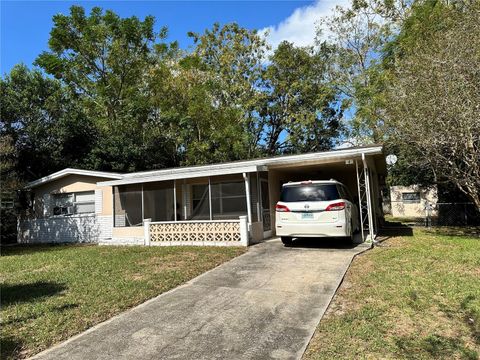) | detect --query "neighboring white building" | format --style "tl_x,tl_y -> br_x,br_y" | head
390,185 -> 438,218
